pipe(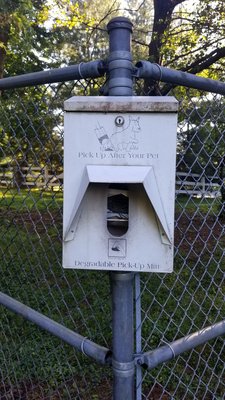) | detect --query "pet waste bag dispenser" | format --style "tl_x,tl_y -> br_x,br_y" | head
63,96 -> 178,273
